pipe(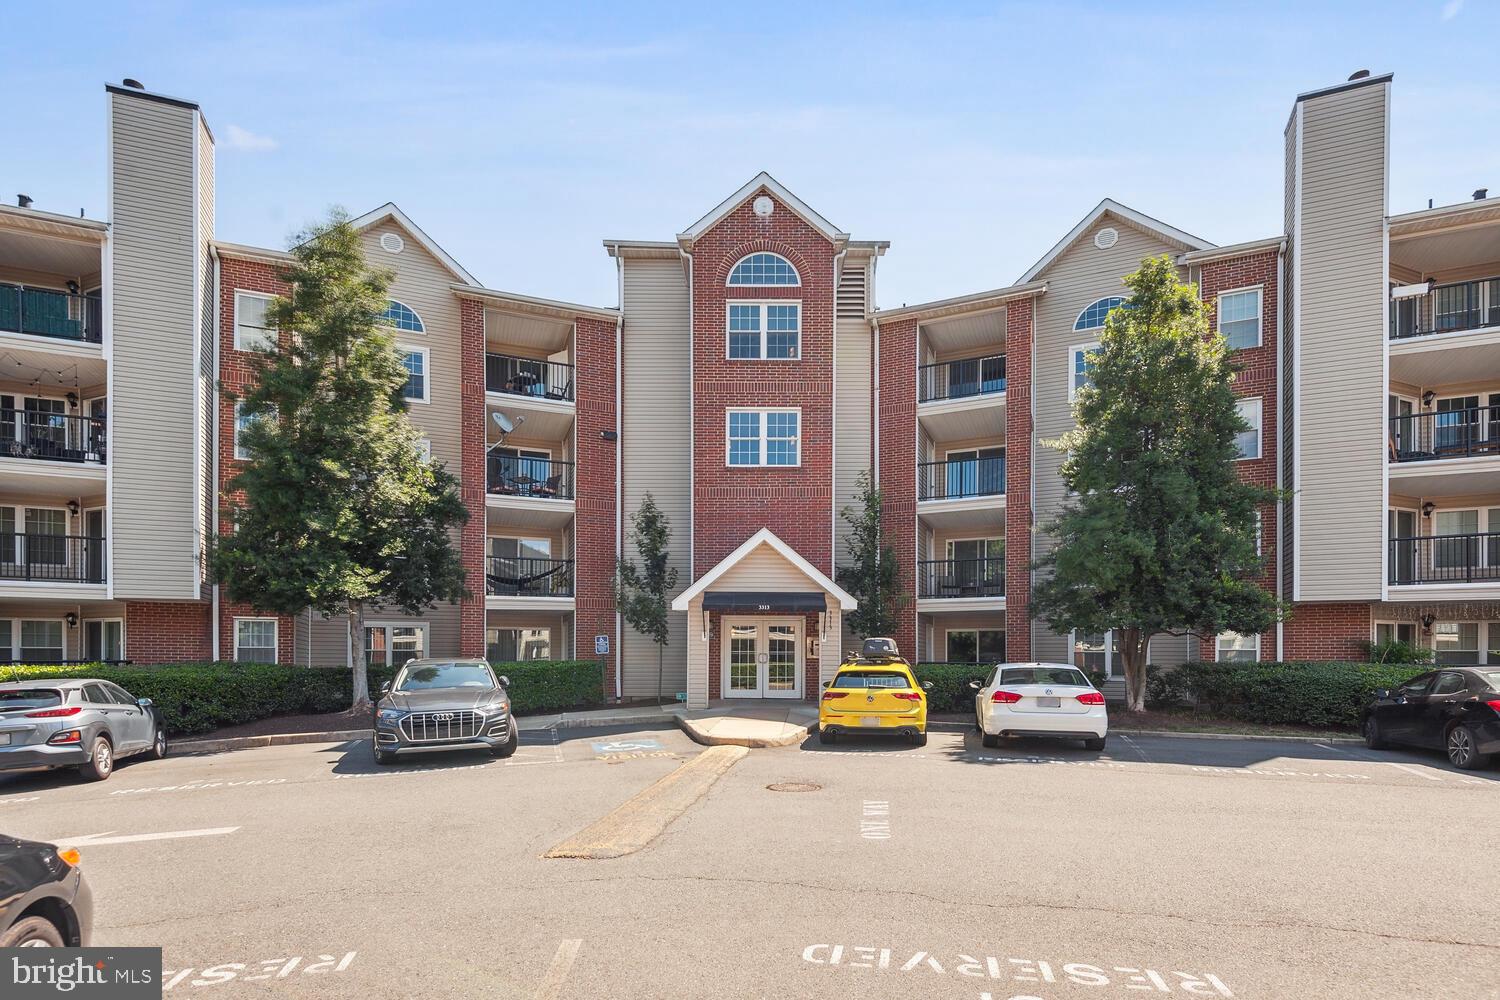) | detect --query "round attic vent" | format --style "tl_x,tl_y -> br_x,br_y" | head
752,195 -> 775,218
379,232 -> 405,254
1094,227 -> 1119,250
